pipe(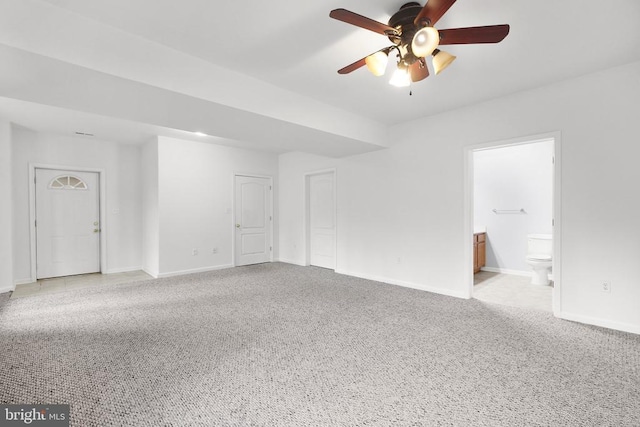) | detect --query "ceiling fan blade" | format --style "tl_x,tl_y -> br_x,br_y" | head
337,47 -> 394,75
409,59 -> 429,82
438,25 -> 510,45
337,57 -> 367,75
414,0 -> 457,26
330,8 -> 398,36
